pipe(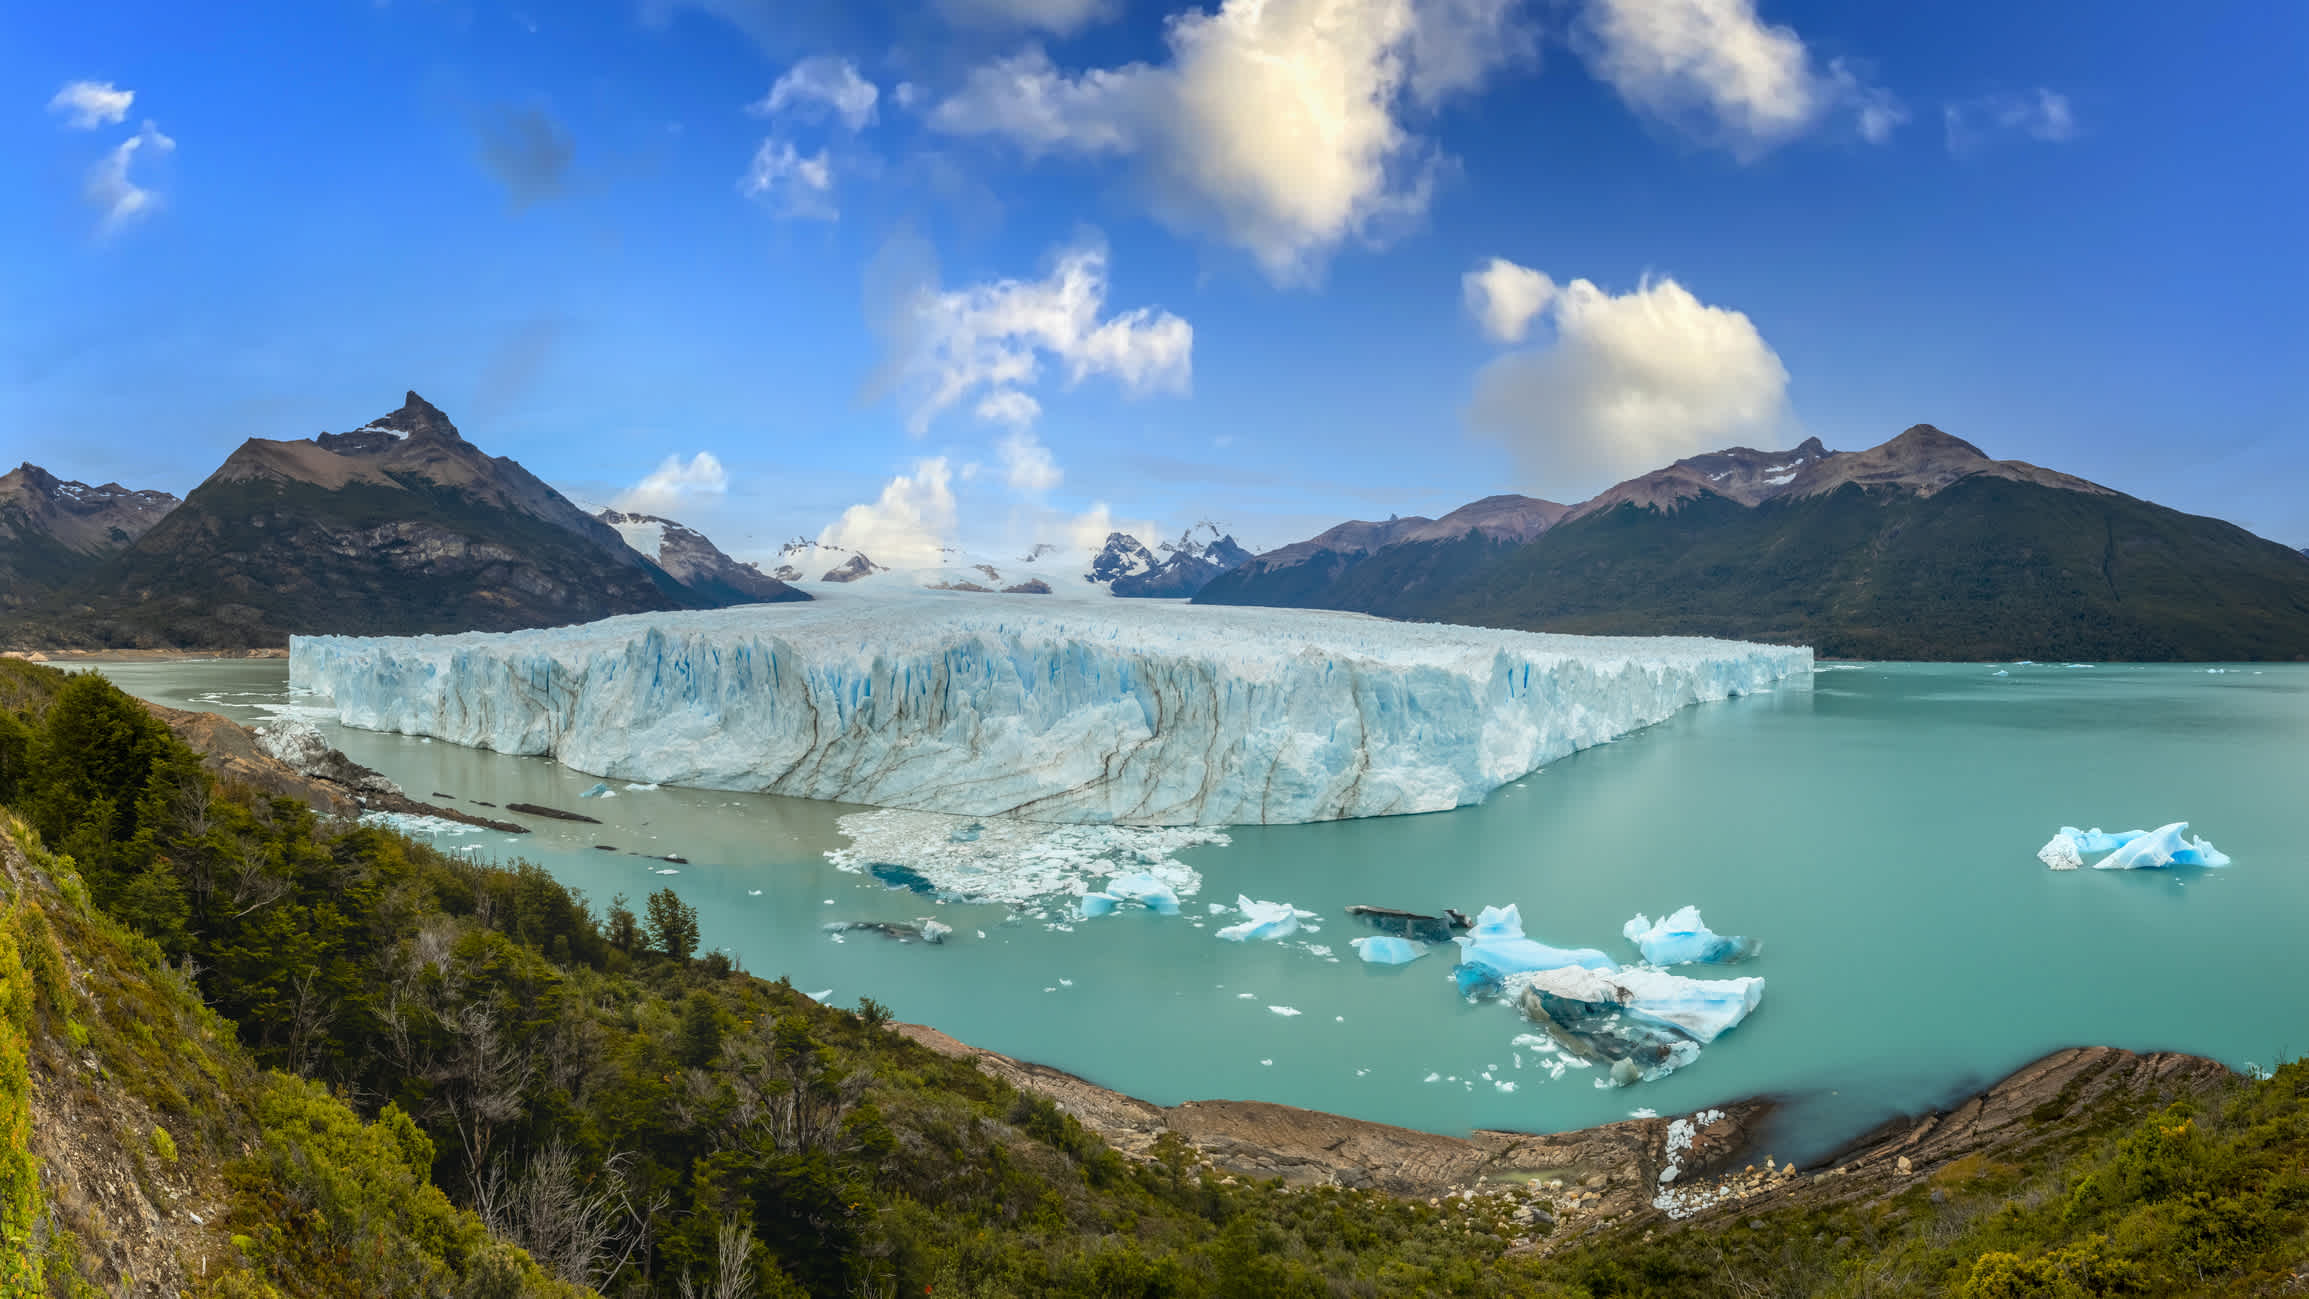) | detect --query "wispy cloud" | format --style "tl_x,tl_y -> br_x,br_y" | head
1944,88 -> 2076,157
739,139 -> 837,218
750,55 -> 879,130
86,121 -> 175,235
